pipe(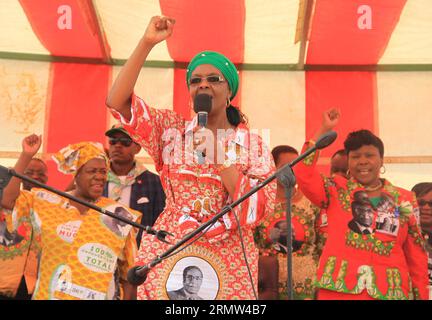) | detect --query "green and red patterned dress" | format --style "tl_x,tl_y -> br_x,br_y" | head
293,141 -> 429,300
254,193 -> 320,300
